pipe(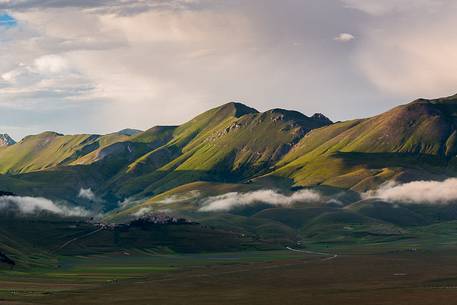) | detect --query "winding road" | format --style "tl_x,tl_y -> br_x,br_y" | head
54,227 -> 105,252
